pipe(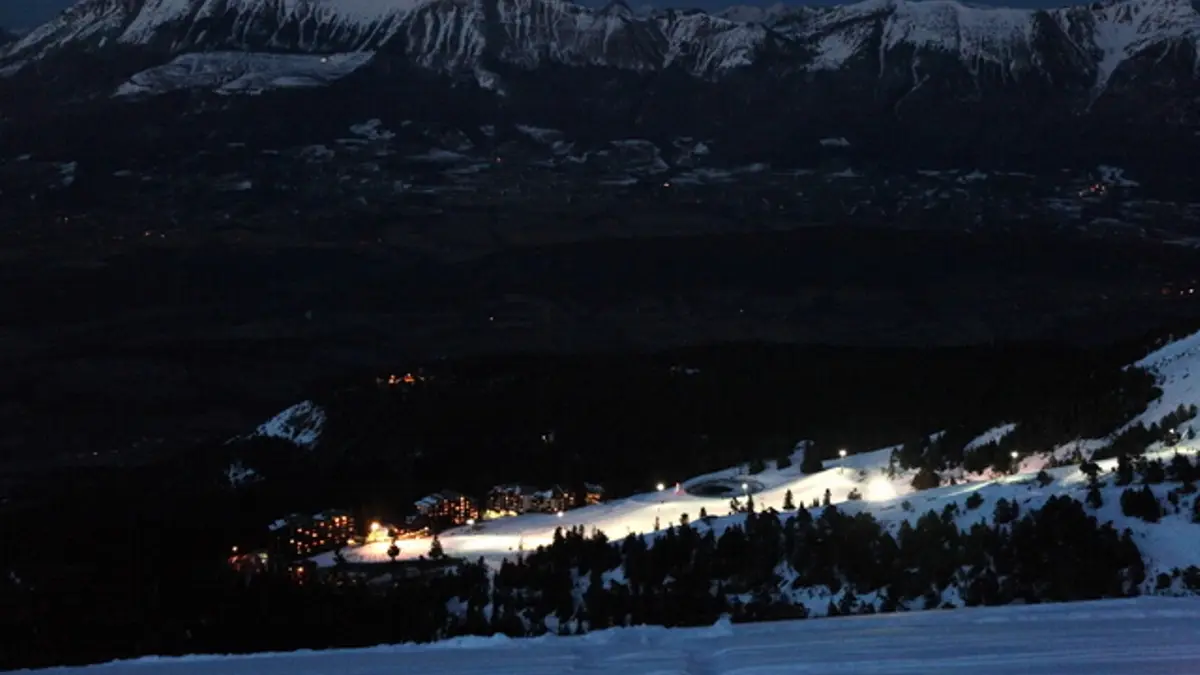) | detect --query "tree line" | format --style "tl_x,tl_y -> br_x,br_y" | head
10,479 -> 1196,671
